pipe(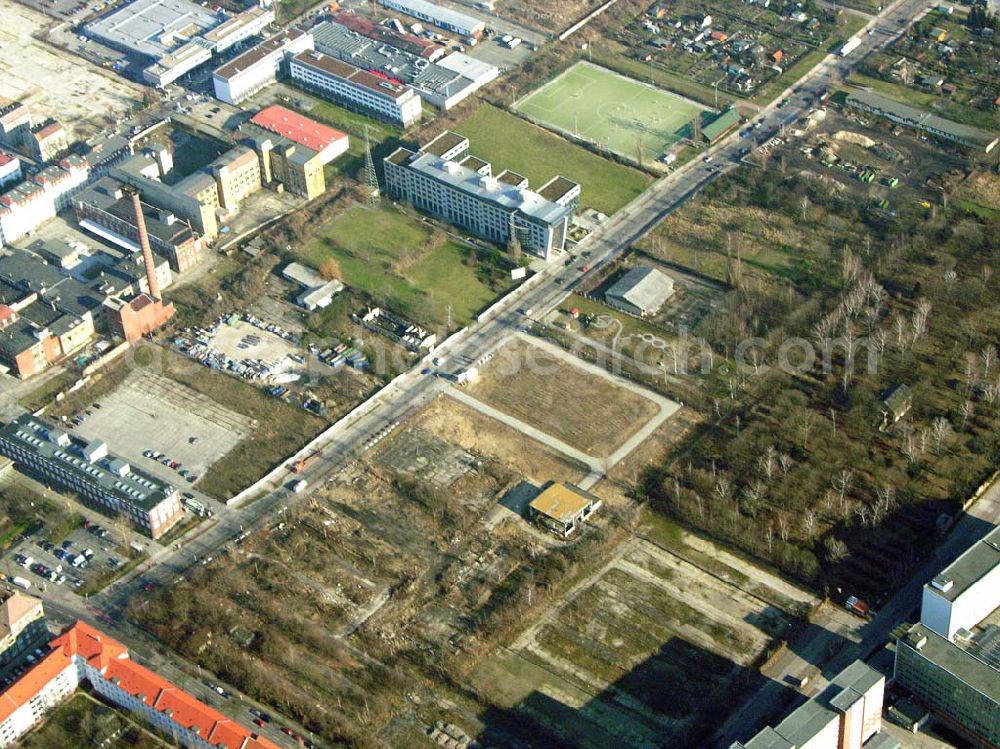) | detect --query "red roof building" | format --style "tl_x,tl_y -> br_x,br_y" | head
250,105 -> 348,160
0,621 -> 281,749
